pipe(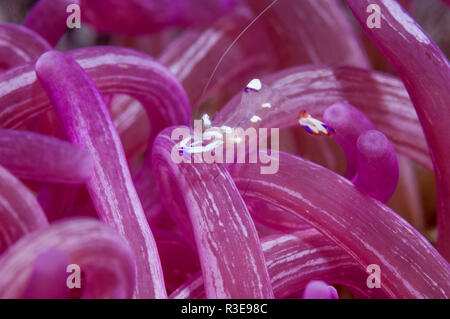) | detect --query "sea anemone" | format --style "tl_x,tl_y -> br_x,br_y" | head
0,0 -> 449,299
